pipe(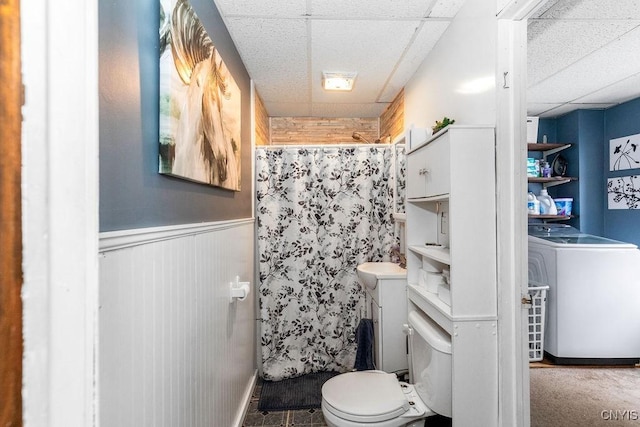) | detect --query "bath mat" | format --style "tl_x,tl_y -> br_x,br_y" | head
258,371 -> 340,411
